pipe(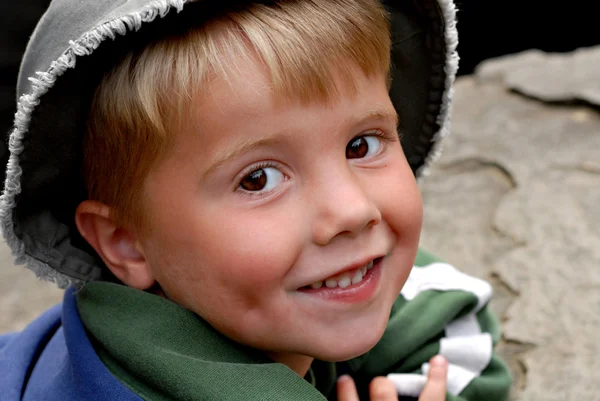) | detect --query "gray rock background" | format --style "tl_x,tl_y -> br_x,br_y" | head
2,47 -> 599,400
419,46 -> 600,400
0,243 -> 63,332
